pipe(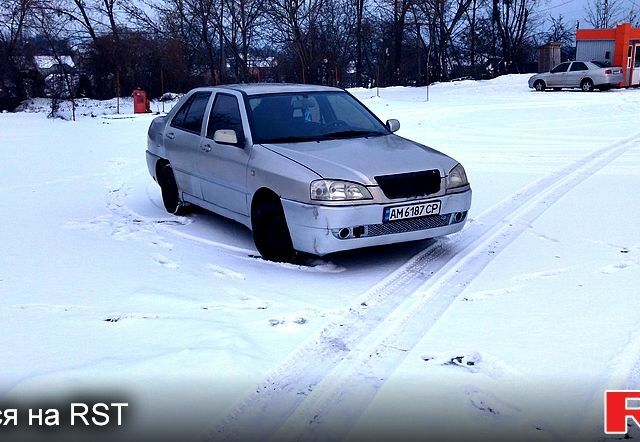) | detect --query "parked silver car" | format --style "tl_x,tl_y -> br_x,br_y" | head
146,84 -> 472,262
528,61 -> 623,92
